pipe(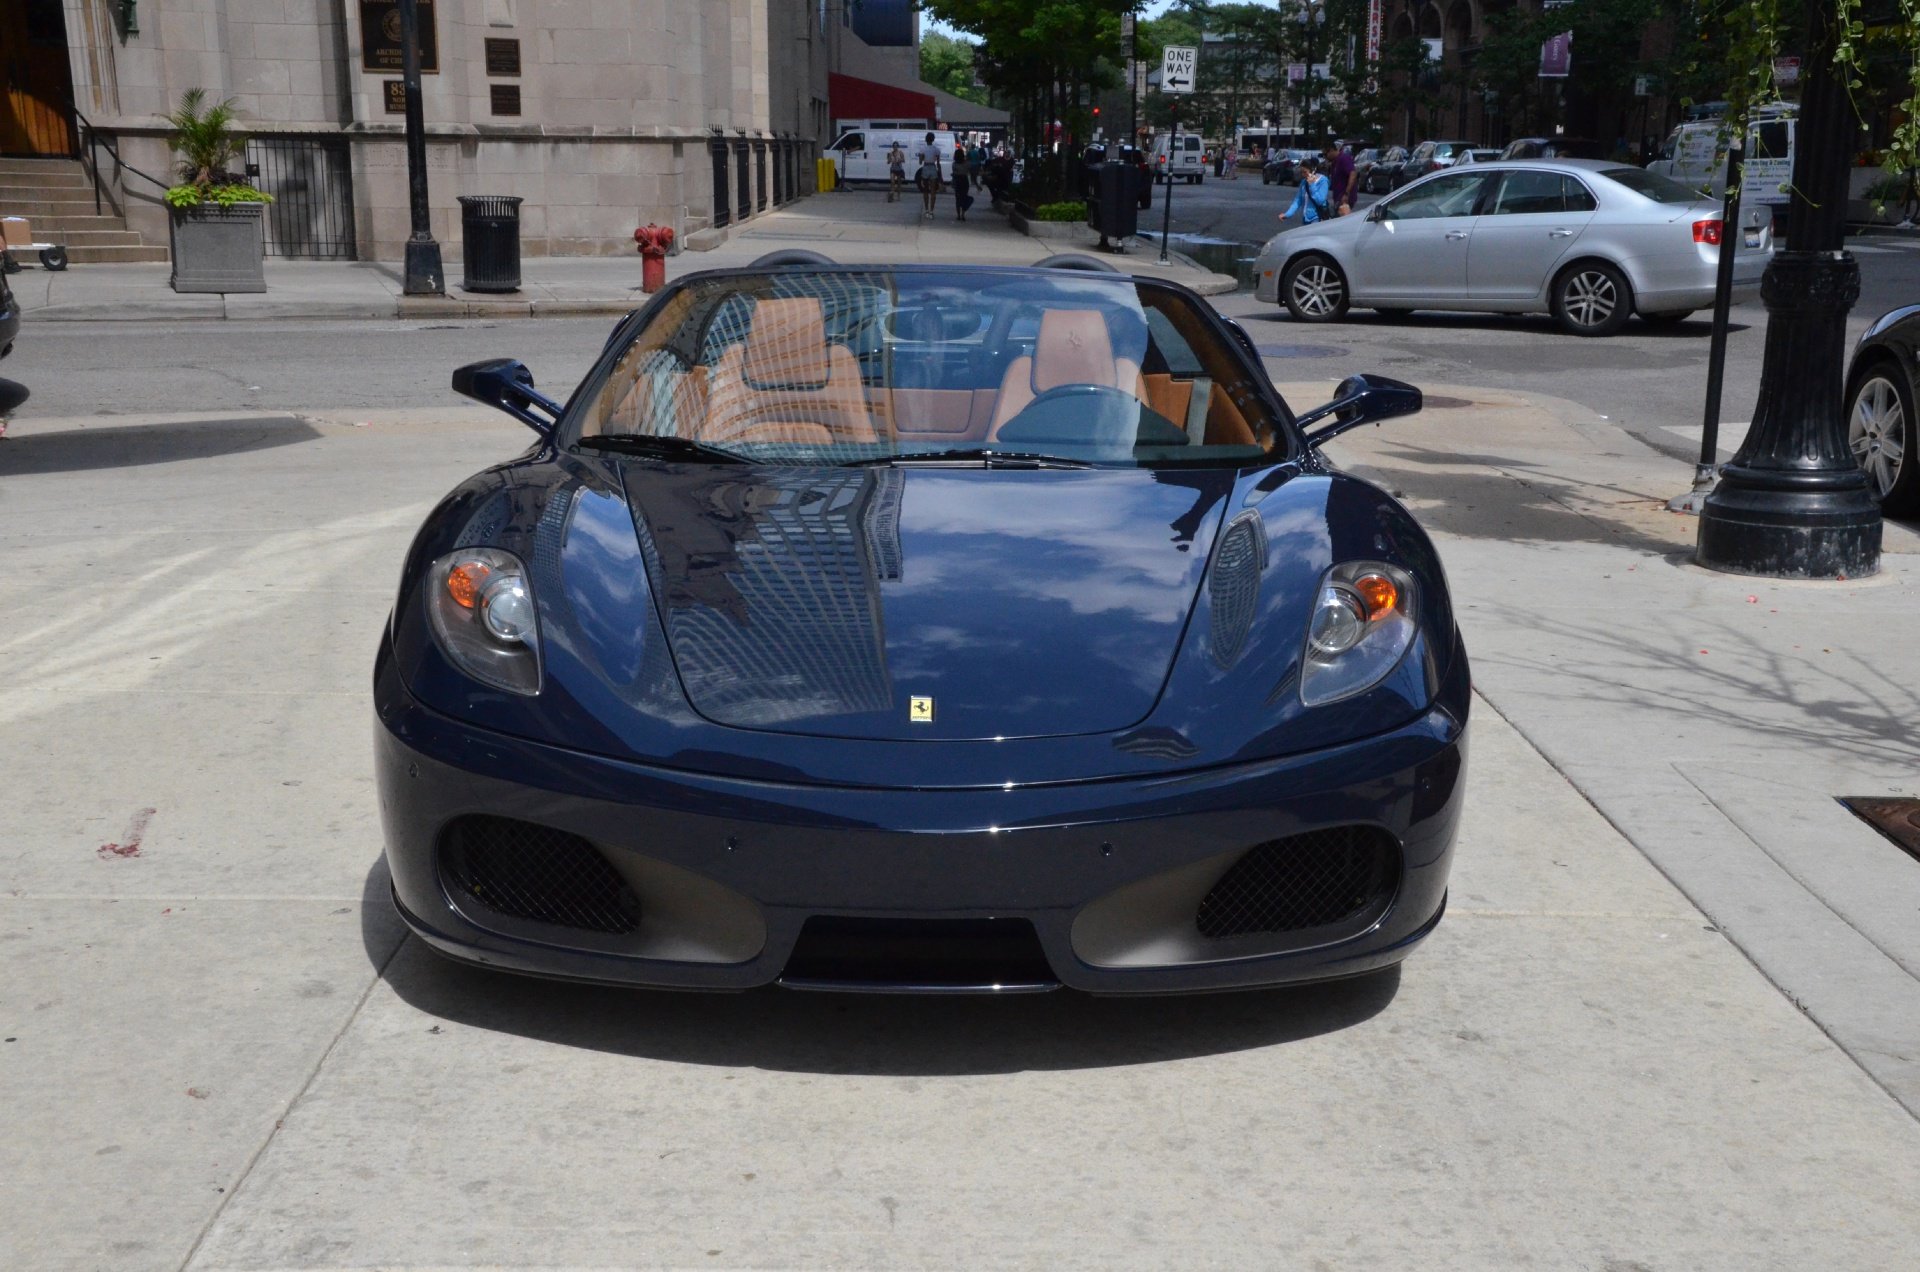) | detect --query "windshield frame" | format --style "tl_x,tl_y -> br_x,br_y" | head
557,264 -> 1302,469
